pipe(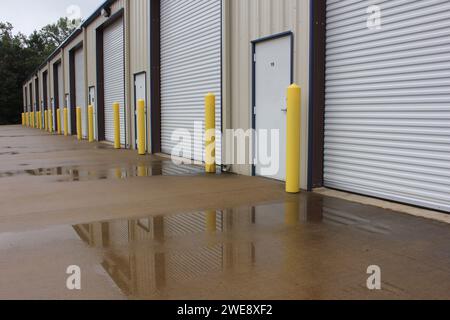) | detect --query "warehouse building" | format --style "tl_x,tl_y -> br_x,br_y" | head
22,0 -> 450,213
